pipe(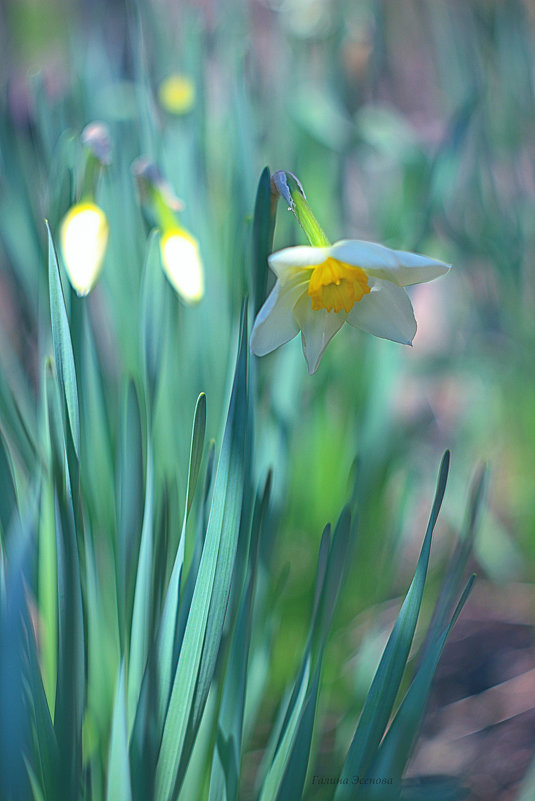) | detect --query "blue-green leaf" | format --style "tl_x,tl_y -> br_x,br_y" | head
154,305 -> 248,801
106,664 -> 133,801
364,576 -> 475,799
252,166 -> 276,315
46,222 -> 80,460
128,441 -> 154,725
335,452 -> 450,801
157,392 -> 207,727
